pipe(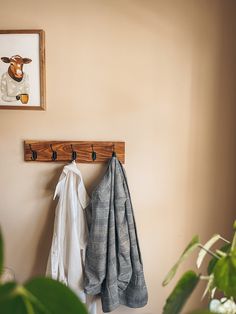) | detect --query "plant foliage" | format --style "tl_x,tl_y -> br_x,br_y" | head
163,221 -> 236,314
0,230 -> 88,314
163,271 -> 199,314
162,236 -> 199,286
